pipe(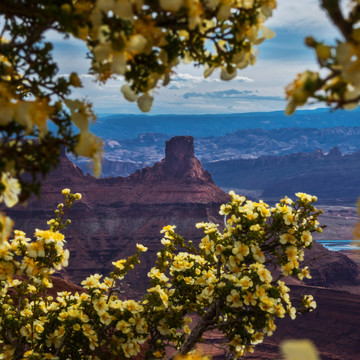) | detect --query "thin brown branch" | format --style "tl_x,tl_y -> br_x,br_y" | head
321,0 -> 353,40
